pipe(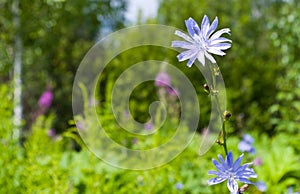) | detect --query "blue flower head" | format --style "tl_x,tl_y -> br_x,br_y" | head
175,182 -> 184,190
172,15 -> 232,67
256,181 -> 267,192
242,134 -> 255,144
208,151 -> 257,194
238,134 -> 256,154
288,186 -> 300,194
